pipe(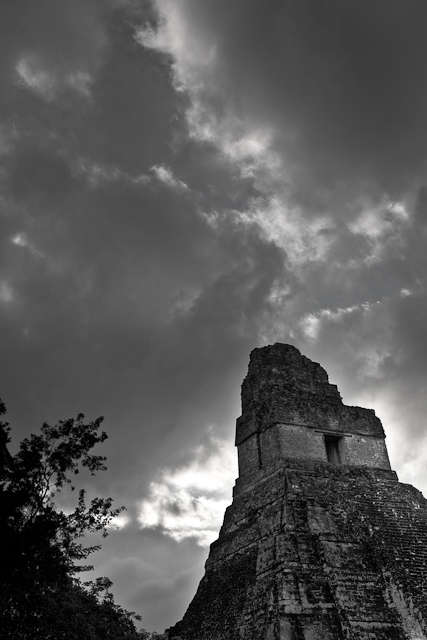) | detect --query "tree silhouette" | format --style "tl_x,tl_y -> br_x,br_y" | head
0,400 -> 144,639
